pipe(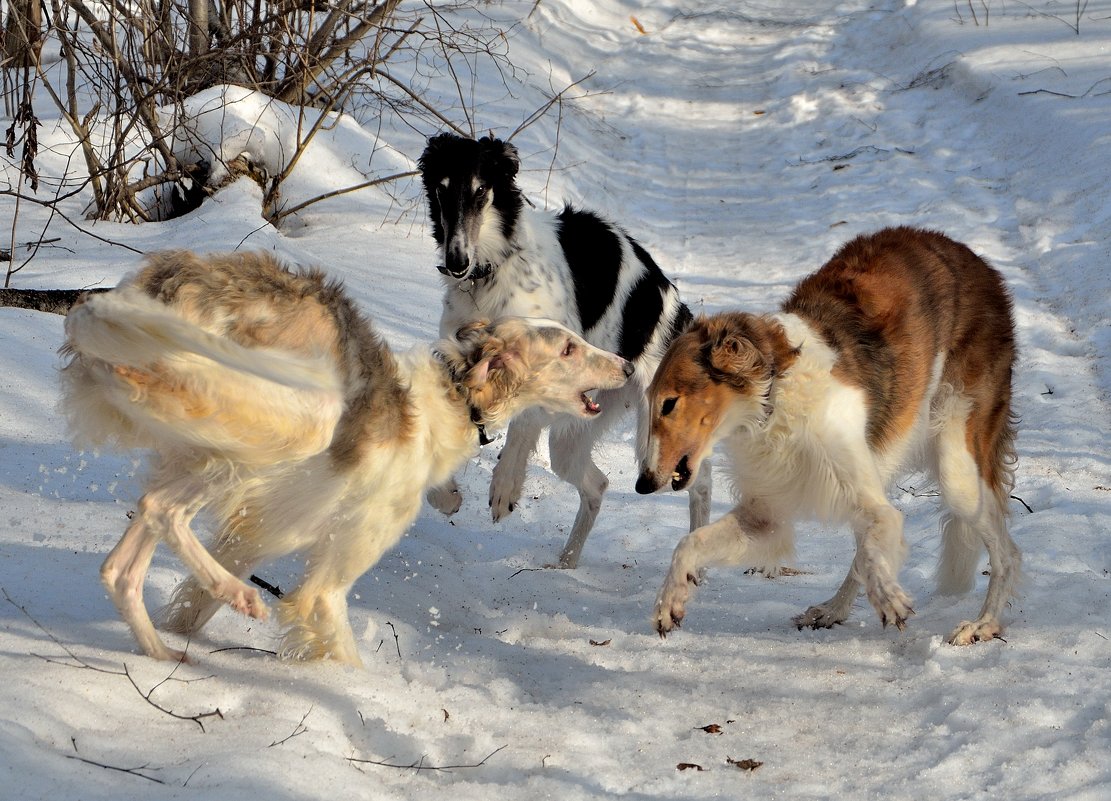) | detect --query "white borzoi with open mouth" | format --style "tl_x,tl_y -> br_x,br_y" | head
418,132 -> 710,568
638,227 -> 1021,645
60,250 -> 631,664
